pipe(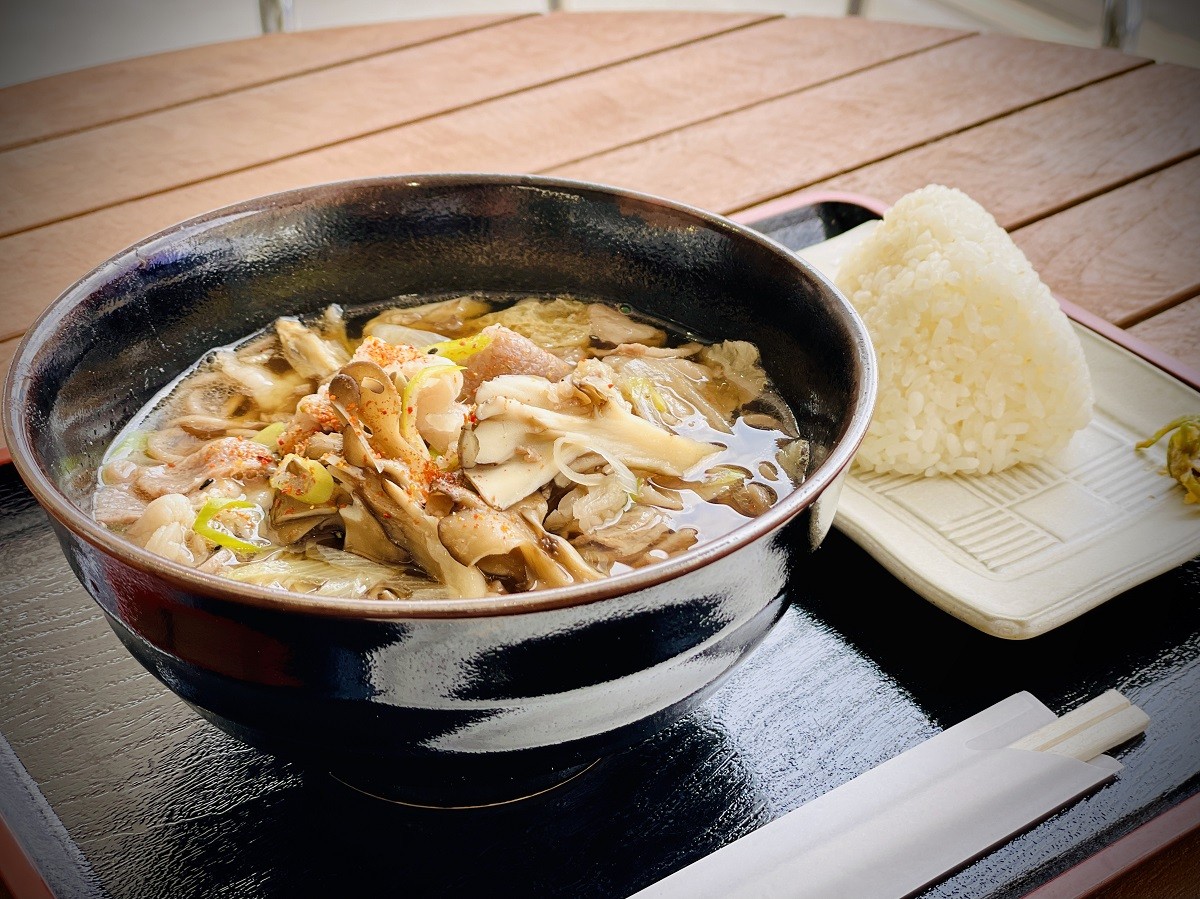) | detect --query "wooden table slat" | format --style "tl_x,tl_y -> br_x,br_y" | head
0,17 -> 960,352
545,34 -> 1144,216
0,10 -> 771,237
812,62 -> 1200,231
1013,155 -> 1200,336
0,14 -> 528,151
1129,296 -> 1200,373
